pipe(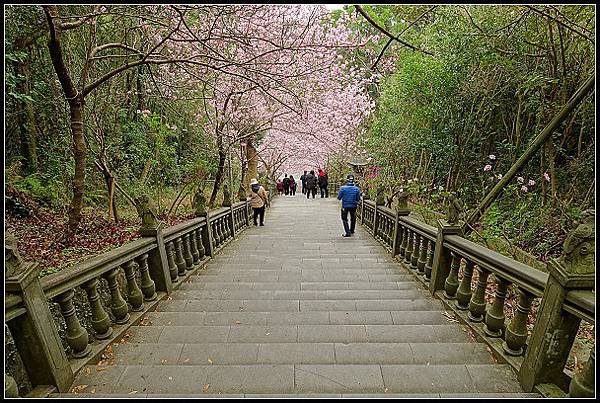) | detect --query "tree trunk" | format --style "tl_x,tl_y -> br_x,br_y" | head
67,99 -> 87,234
246,136 -> 258,191
13,59 -> 39,173
209,149 -> 227,206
